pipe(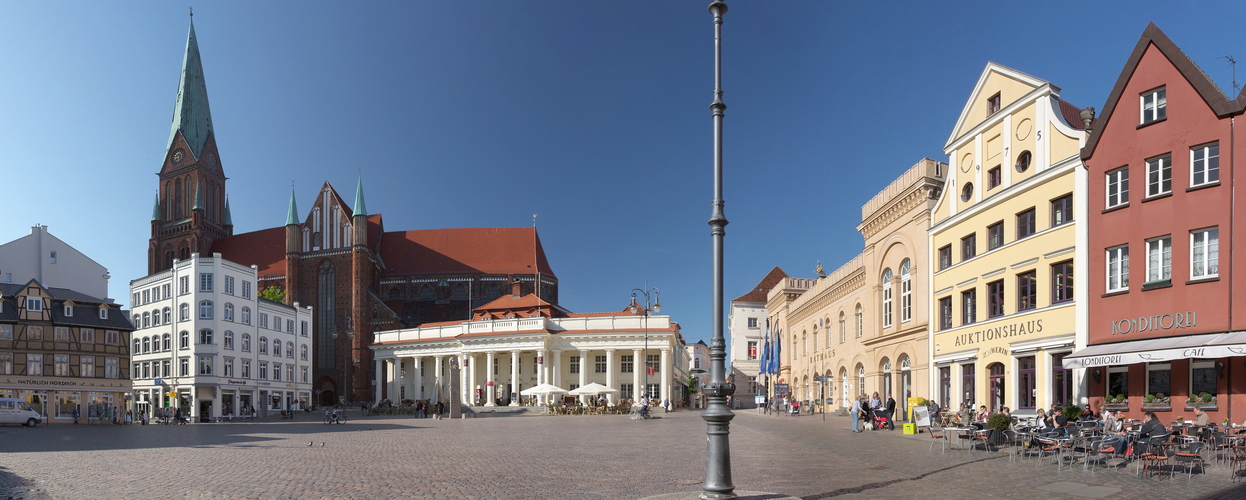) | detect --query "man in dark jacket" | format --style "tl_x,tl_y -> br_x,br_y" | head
1112,411 -> 1166,455
885,396 -> 897,430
